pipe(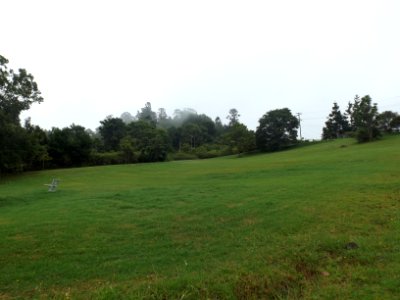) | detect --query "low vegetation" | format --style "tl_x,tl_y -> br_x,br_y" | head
1,136 -> 399,299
